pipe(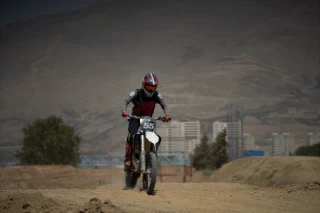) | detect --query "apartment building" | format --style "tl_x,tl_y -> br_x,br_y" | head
212,121 -> 227,142
307,132 -> 320,145
243,133 -> 255,150
227,120 -> 243,160
157,120 -> 200,153
271,132 -> 295,156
